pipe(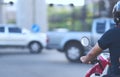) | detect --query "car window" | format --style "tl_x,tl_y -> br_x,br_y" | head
96,22 -> 106,34
8,27 -> 22,33
0,27 -> 5,33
